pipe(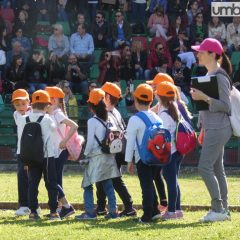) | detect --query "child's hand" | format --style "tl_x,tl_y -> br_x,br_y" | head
127,162 -> 134,175
59,140 -> 67,149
